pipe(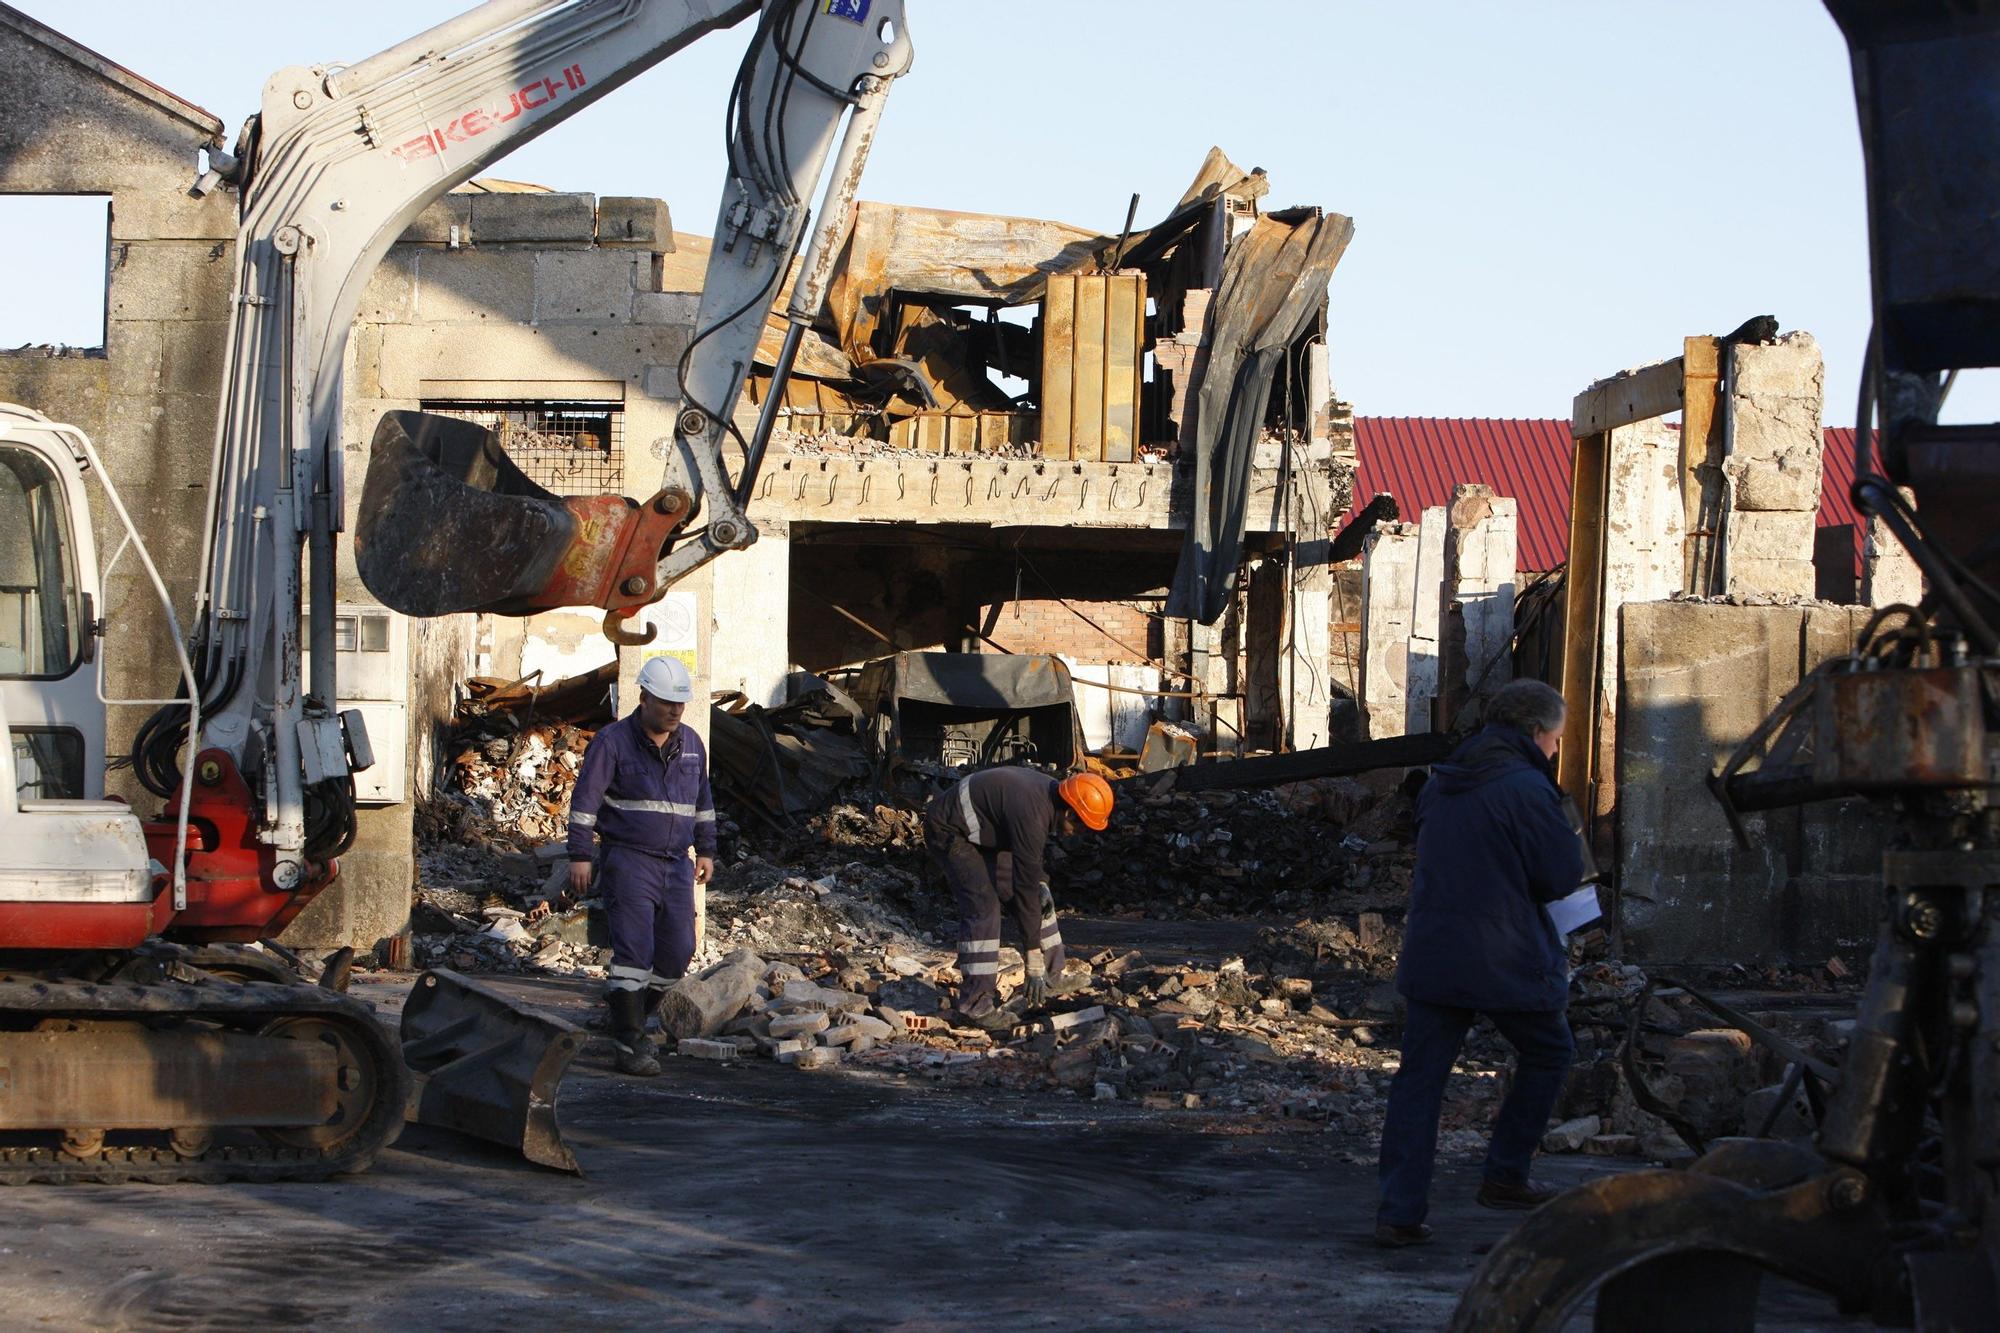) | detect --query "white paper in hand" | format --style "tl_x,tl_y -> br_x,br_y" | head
1547,885 -> 1603,937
